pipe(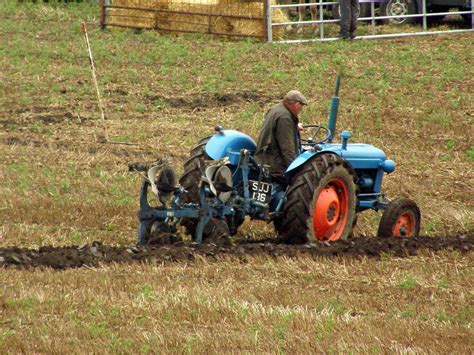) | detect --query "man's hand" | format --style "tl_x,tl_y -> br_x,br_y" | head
297,122 -> 305,132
